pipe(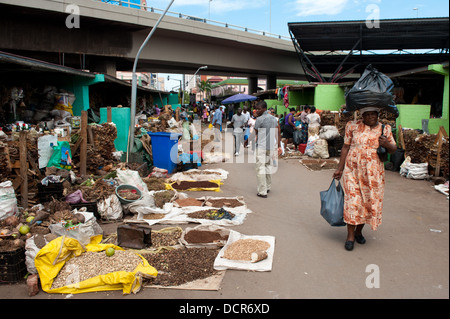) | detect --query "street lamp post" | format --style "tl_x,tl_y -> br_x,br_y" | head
208,0 -> 212,20
185,66 -> 207,103
128,0 -> 174,162
167,75 -> 183,104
